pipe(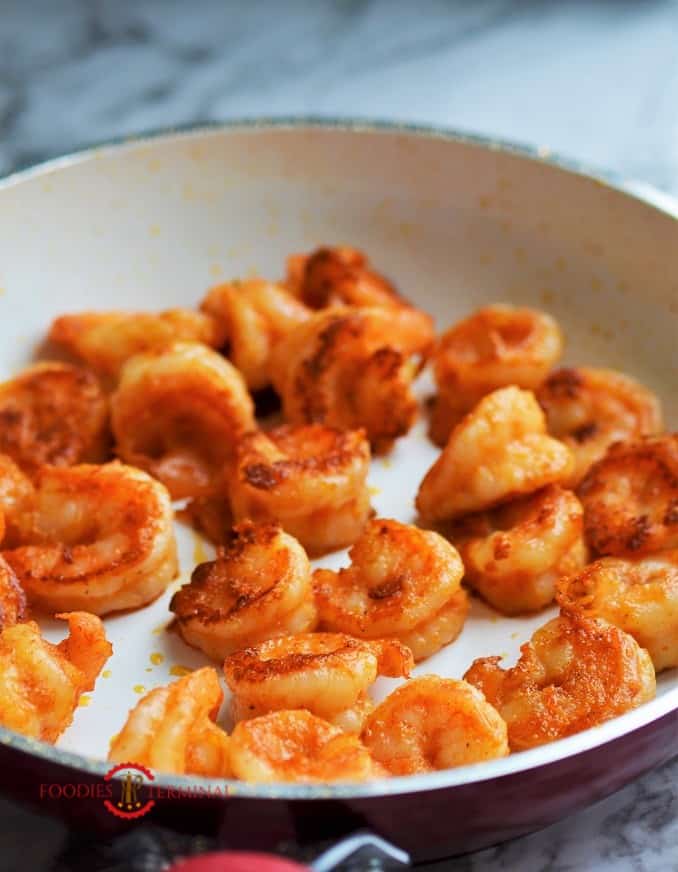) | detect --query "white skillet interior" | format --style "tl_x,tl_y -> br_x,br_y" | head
0,124 -> 676,778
